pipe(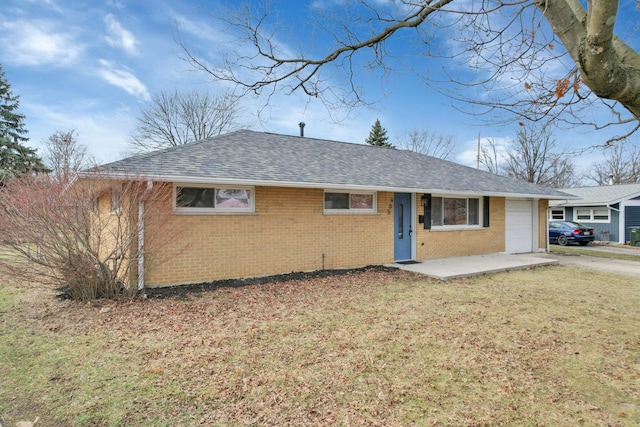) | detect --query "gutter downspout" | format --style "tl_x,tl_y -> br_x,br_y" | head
137,180 -> 153,292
